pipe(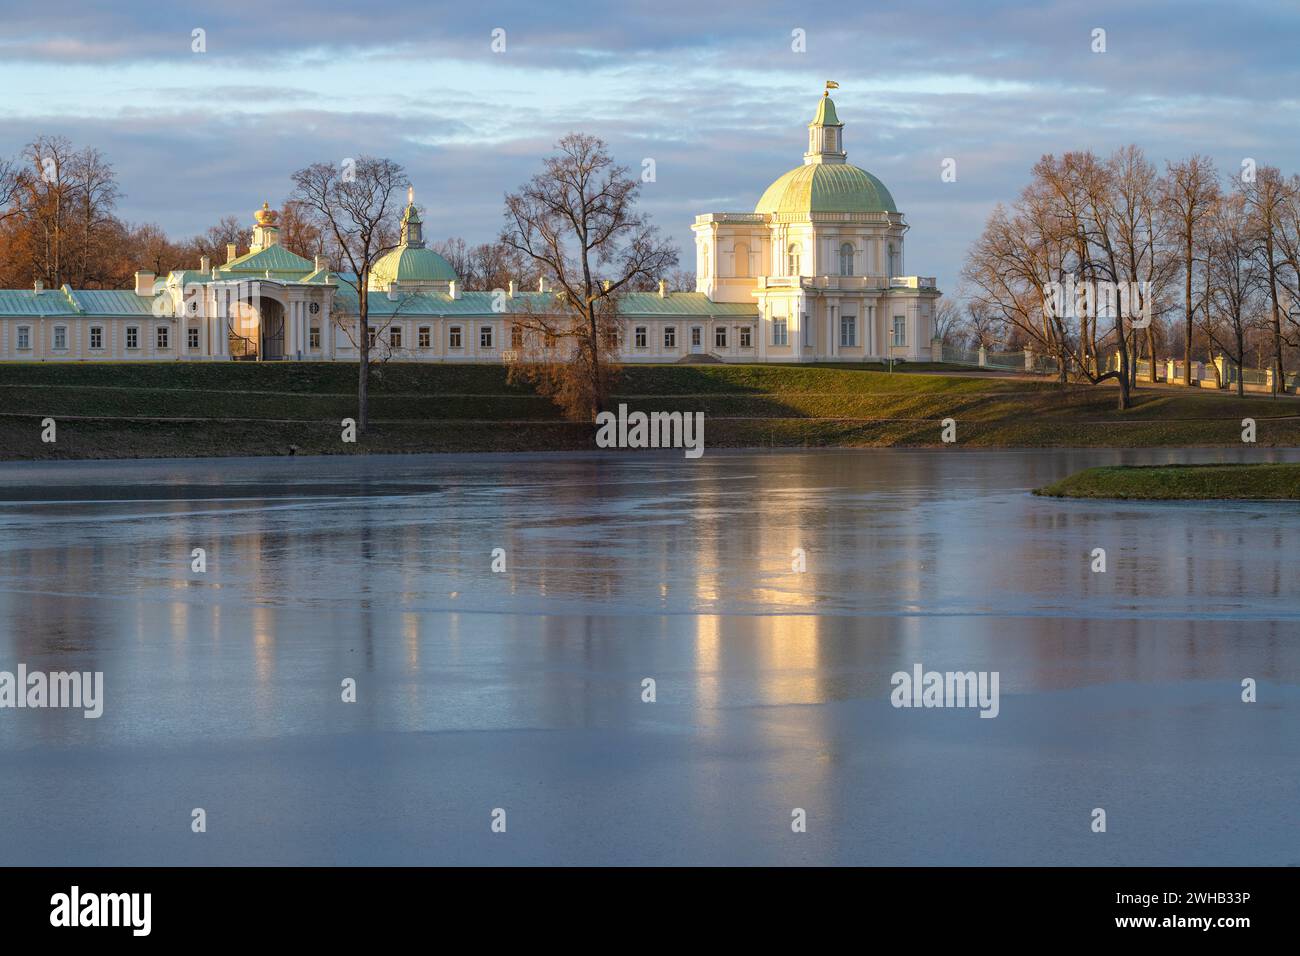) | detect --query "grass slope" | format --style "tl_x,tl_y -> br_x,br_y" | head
1035,463 -> 1300,500
1,361 -> 1298,459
